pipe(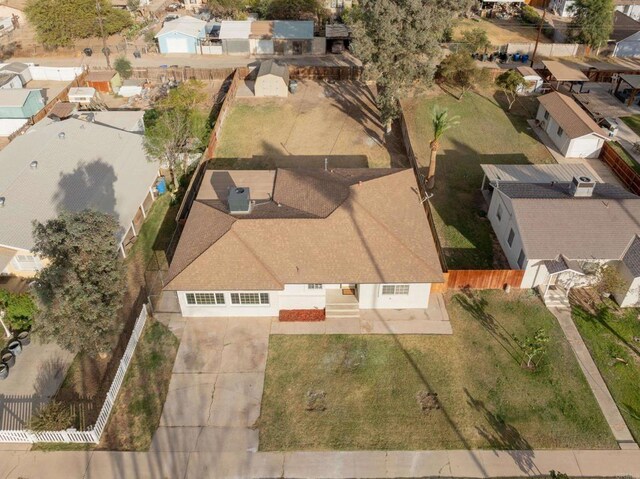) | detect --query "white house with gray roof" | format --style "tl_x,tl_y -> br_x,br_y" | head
0,115 -> 159,277
483,164 -> 640,307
